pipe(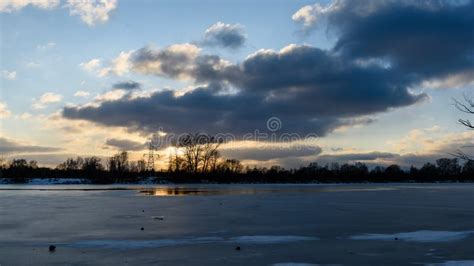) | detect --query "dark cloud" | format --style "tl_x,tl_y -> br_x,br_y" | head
131,44 -> 200,79
0,137 -> 62,154
220,144 -> 322,161
104,138 -> 145,151
63,44 -> 426,136
202,22 -> 246,49
295,0 -> 474,87
316,152 -> 399,163
64,0 -> 473,139
113,81 -> 141,90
